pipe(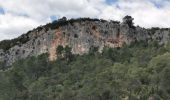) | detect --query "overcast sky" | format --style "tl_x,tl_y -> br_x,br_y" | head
0,0 -> 170,41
